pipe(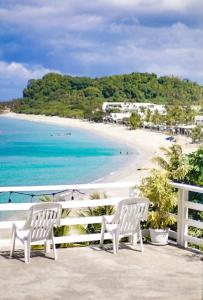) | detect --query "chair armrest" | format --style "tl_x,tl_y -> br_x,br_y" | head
102,215 -> 115,224
12,223 -> 19,232
17,223 -> 32,233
